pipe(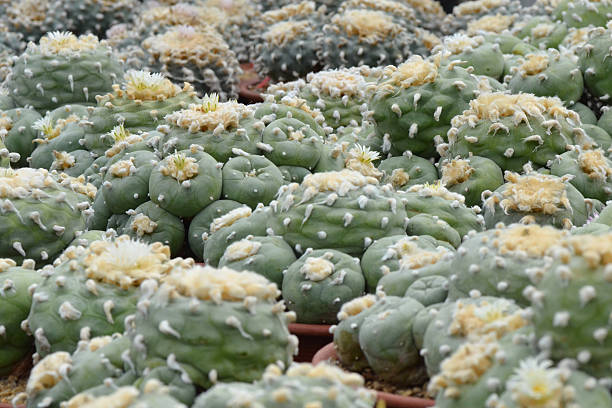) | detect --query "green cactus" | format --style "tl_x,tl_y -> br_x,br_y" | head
378,154 -> 439,191
495,358 -> 612,408
441,92 -> 594,172
101,150 -> 159,215
187,200 -> 243,261
193,362 -> 376,408
66,386 -> 189,408
272,170 -> 408,256
360,234 -> 453,292
369,56 -> 502,158
27,236 -> 189,356
281,249 -> 365,324
0,108 -> 42,167
578,25 -> 612,105
405,275 -> 449,306
570,102 -> 598,124
117,201 -> 186,256
60,0 -> 138,37
23,334 -> 131,408
512,16 -> 569,49
528,232 -> 612,378
483,170 -> 588,229
6,32 -> 124,112
127,264 -> 298,388
430,327 -> 536,407
218,236 -> 296,287
253,2 -> 325,82
279,165 -> 311,183
0,260 -> 42,375
549,148 -> 612,202
150,148 -> 222,218
445,0 -> 524,33
422,297 -> 527,377
221,154 -> 284,208
435,34 -> 505,79
142,25 -> 240,100
505,50 -> 583,104
0,168 -> 96,263
438,156 -> 504,207
554,0 -> 612,28
4,0 -> 64,43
